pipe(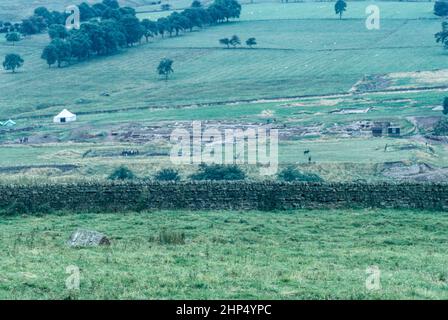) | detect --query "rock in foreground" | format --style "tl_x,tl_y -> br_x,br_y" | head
68,229 -> 110,247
